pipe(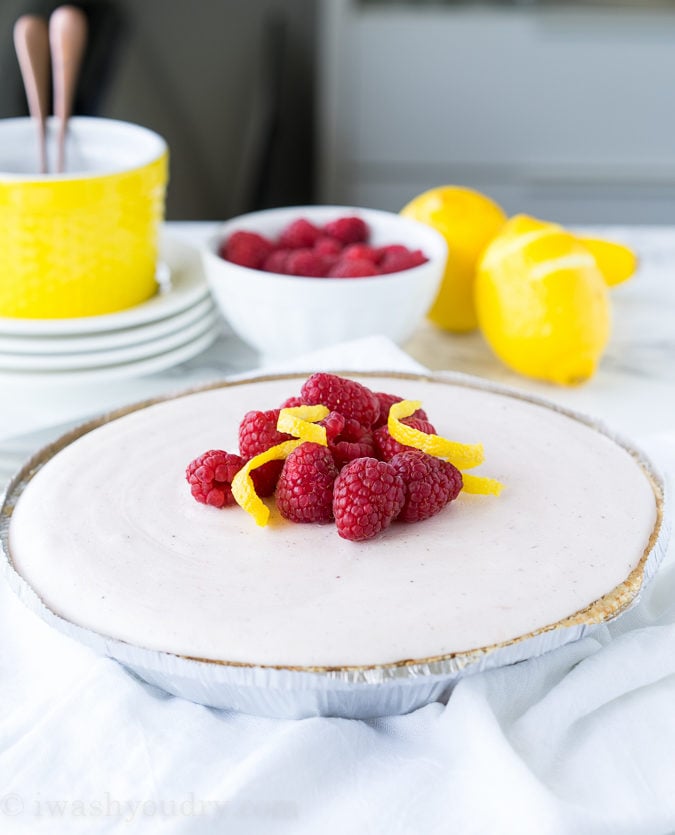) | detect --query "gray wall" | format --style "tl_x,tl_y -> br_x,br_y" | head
319,1 -> 675,224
